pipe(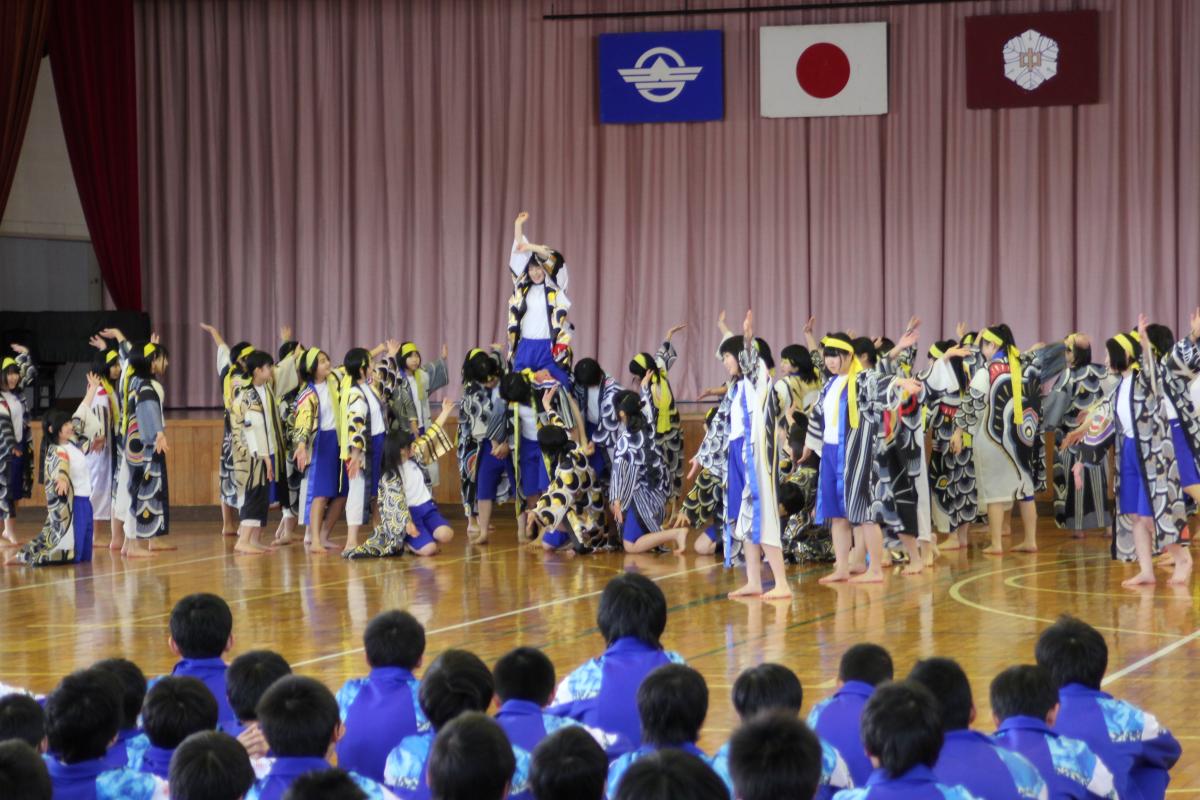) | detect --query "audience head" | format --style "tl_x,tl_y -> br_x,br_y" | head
0,695 -> 45,750
861,680 -> 943,779
256,676 -> 341,759
418,650 -> 495,731
597,573 -> 667,648
227,649 -> 291,724
990,665 -> 1060,726
169,593 -> 234,660
613,749 -> 728,800
168,731 -> 255,800
364,610 -> 426,670
728,712 -> 823,800
838,643 -> 893,687
91,658 -> 148,733
637,664 -> 708,747
908,657 -> 973,731
428,712 -> 515,800
0,740 -> 51,800
45,668 -> 122,764
1035,615 -> 1107,690
494,647 -> 556,707
731,663 -> 803,721
142,676 -> 219,750
530,726 -> 607,800
281,768 -> 368,800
